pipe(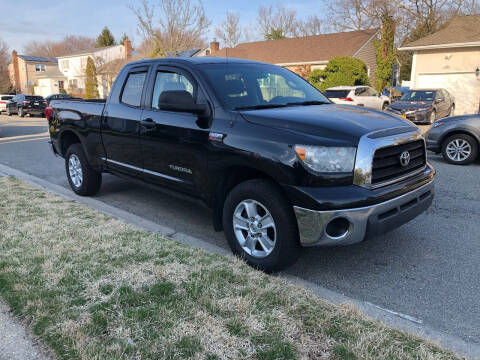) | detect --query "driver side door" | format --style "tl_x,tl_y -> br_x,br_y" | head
139,66 -> 211,195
